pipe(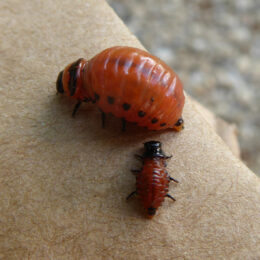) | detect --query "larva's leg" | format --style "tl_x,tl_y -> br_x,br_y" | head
72,101 -> 82,117
135,154 -> 143,160
126,191 -> 137,200
131,169 -> 141,175
166,194 -> 176,201
122,118 -> 126,132
170,176 -> 179,183
101,112 -> 106,128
